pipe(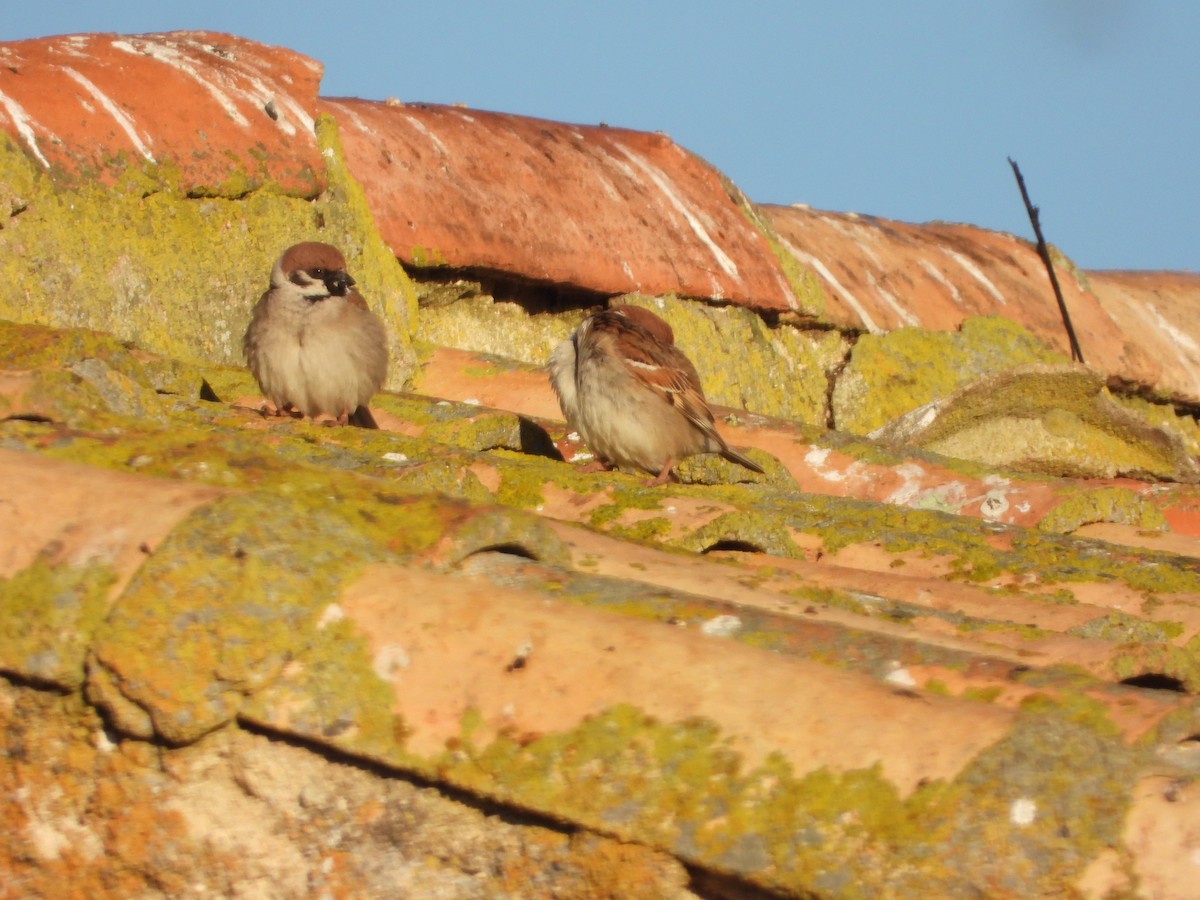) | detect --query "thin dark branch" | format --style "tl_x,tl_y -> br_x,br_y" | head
1008,157 -> 1085,364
